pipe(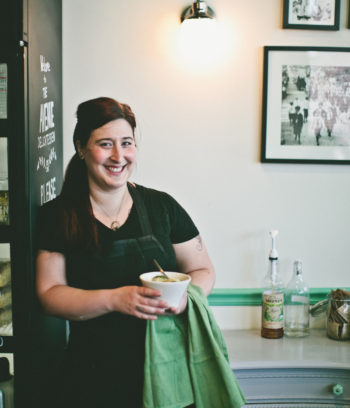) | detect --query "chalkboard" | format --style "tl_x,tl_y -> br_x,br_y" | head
28,0 -> 63,211
26,1 -> 65,406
